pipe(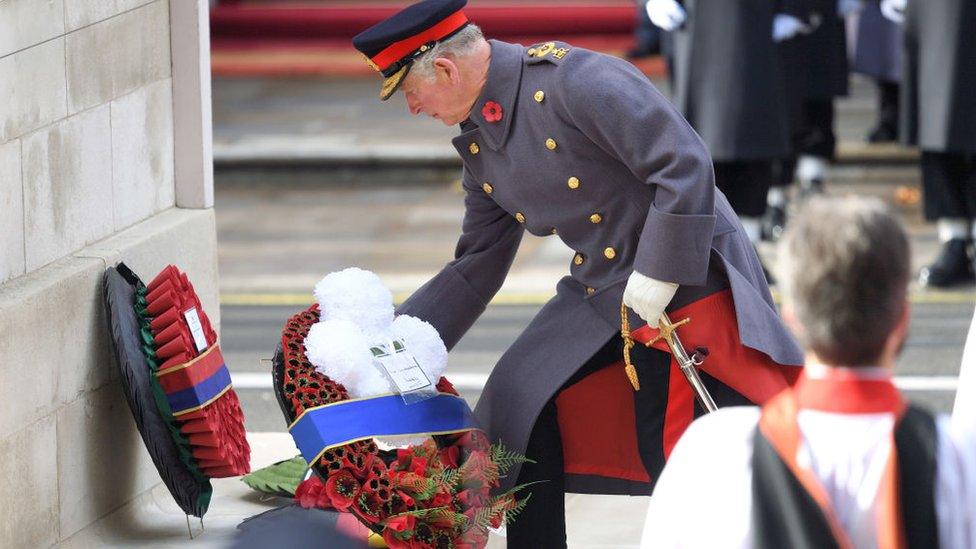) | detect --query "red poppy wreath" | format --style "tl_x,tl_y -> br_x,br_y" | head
272,268 -> 530,548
